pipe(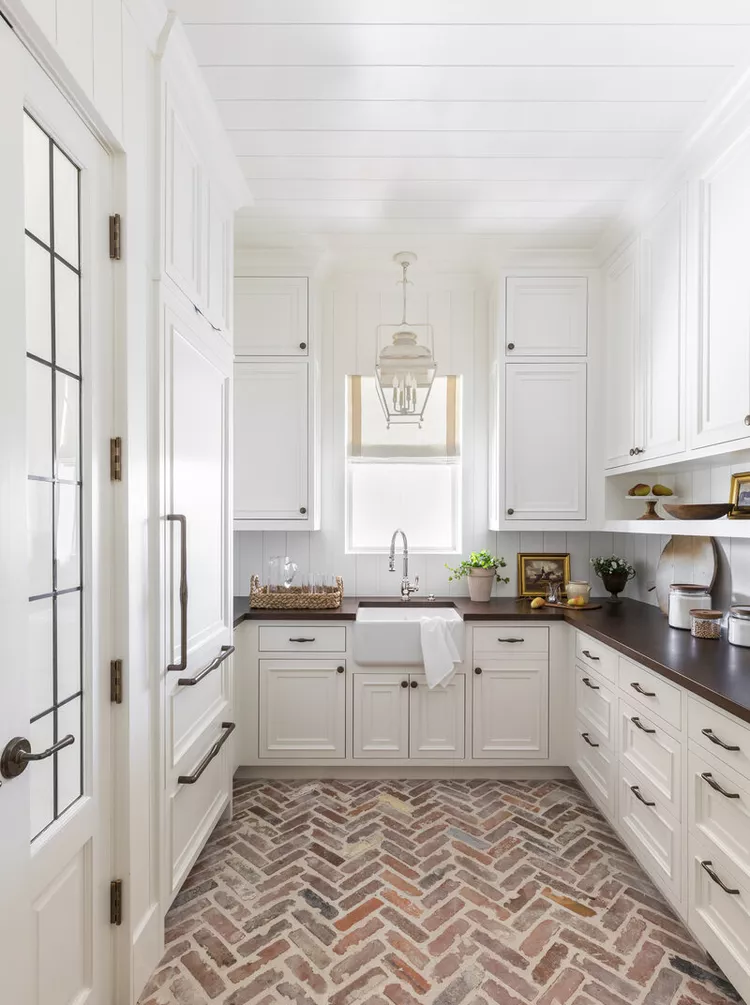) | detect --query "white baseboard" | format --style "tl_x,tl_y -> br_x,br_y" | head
234,765 -> 573,781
